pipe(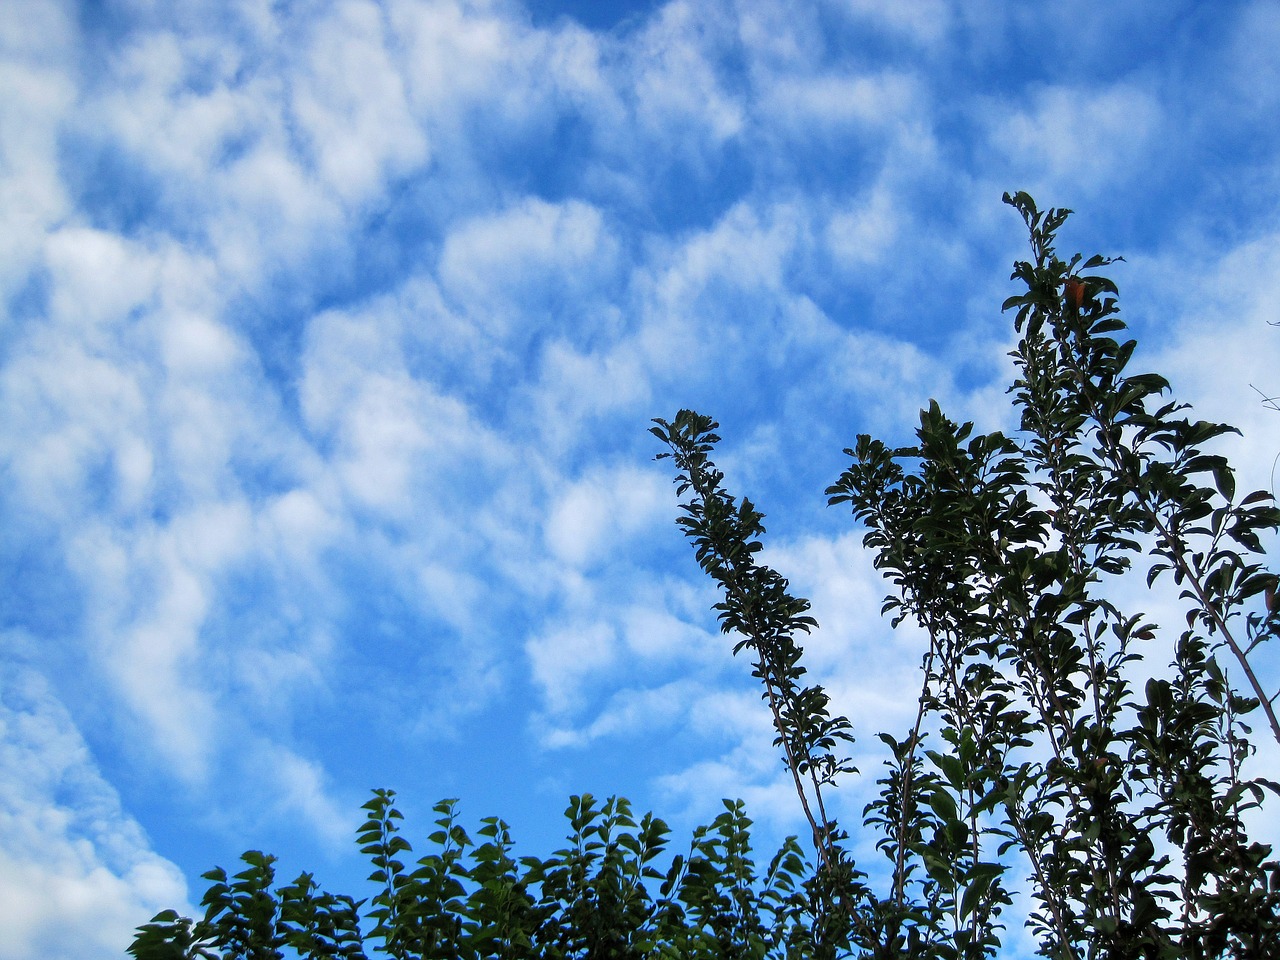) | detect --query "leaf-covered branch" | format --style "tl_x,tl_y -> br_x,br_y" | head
651,411 -> 856,874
